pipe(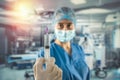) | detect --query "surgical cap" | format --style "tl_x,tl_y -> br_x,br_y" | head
52,7 -> 76,27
